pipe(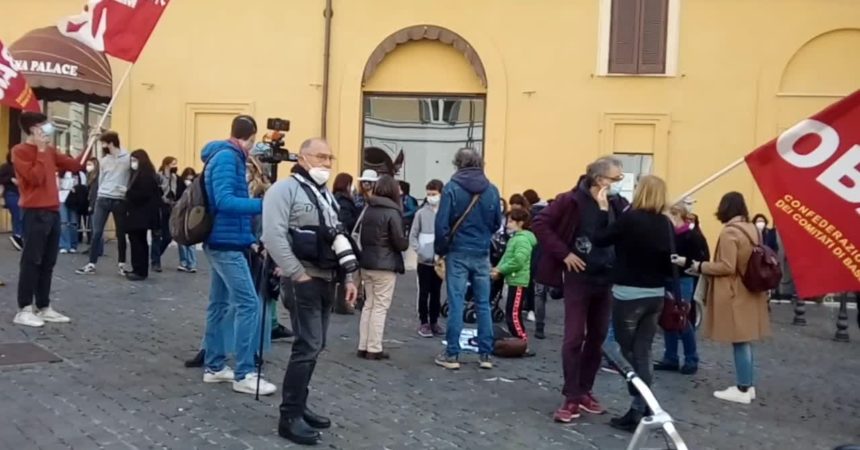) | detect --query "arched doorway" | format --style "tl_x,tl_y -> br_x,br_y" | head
360,25 -> 488,199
